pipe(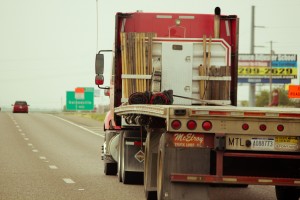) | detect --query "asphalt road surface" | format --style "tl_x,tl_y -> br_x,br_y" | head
0,112 -> 278,200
